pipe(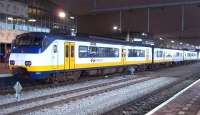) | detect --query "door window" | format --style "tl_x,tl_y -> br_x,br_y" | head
65,46 -> 69,57
71,46 -> 74,57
